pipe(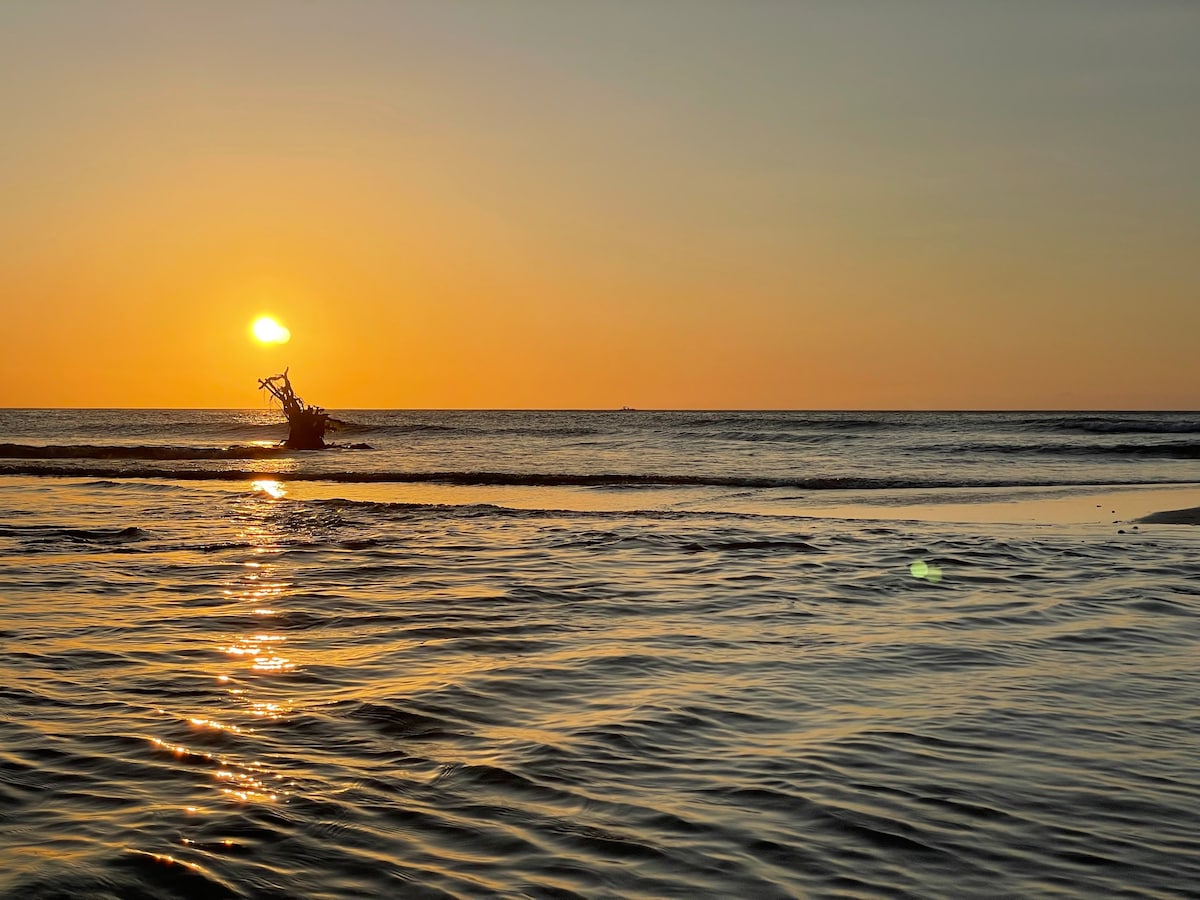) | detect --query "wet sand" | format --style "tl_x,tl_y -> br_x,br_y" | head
794,484 -> 1200,528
